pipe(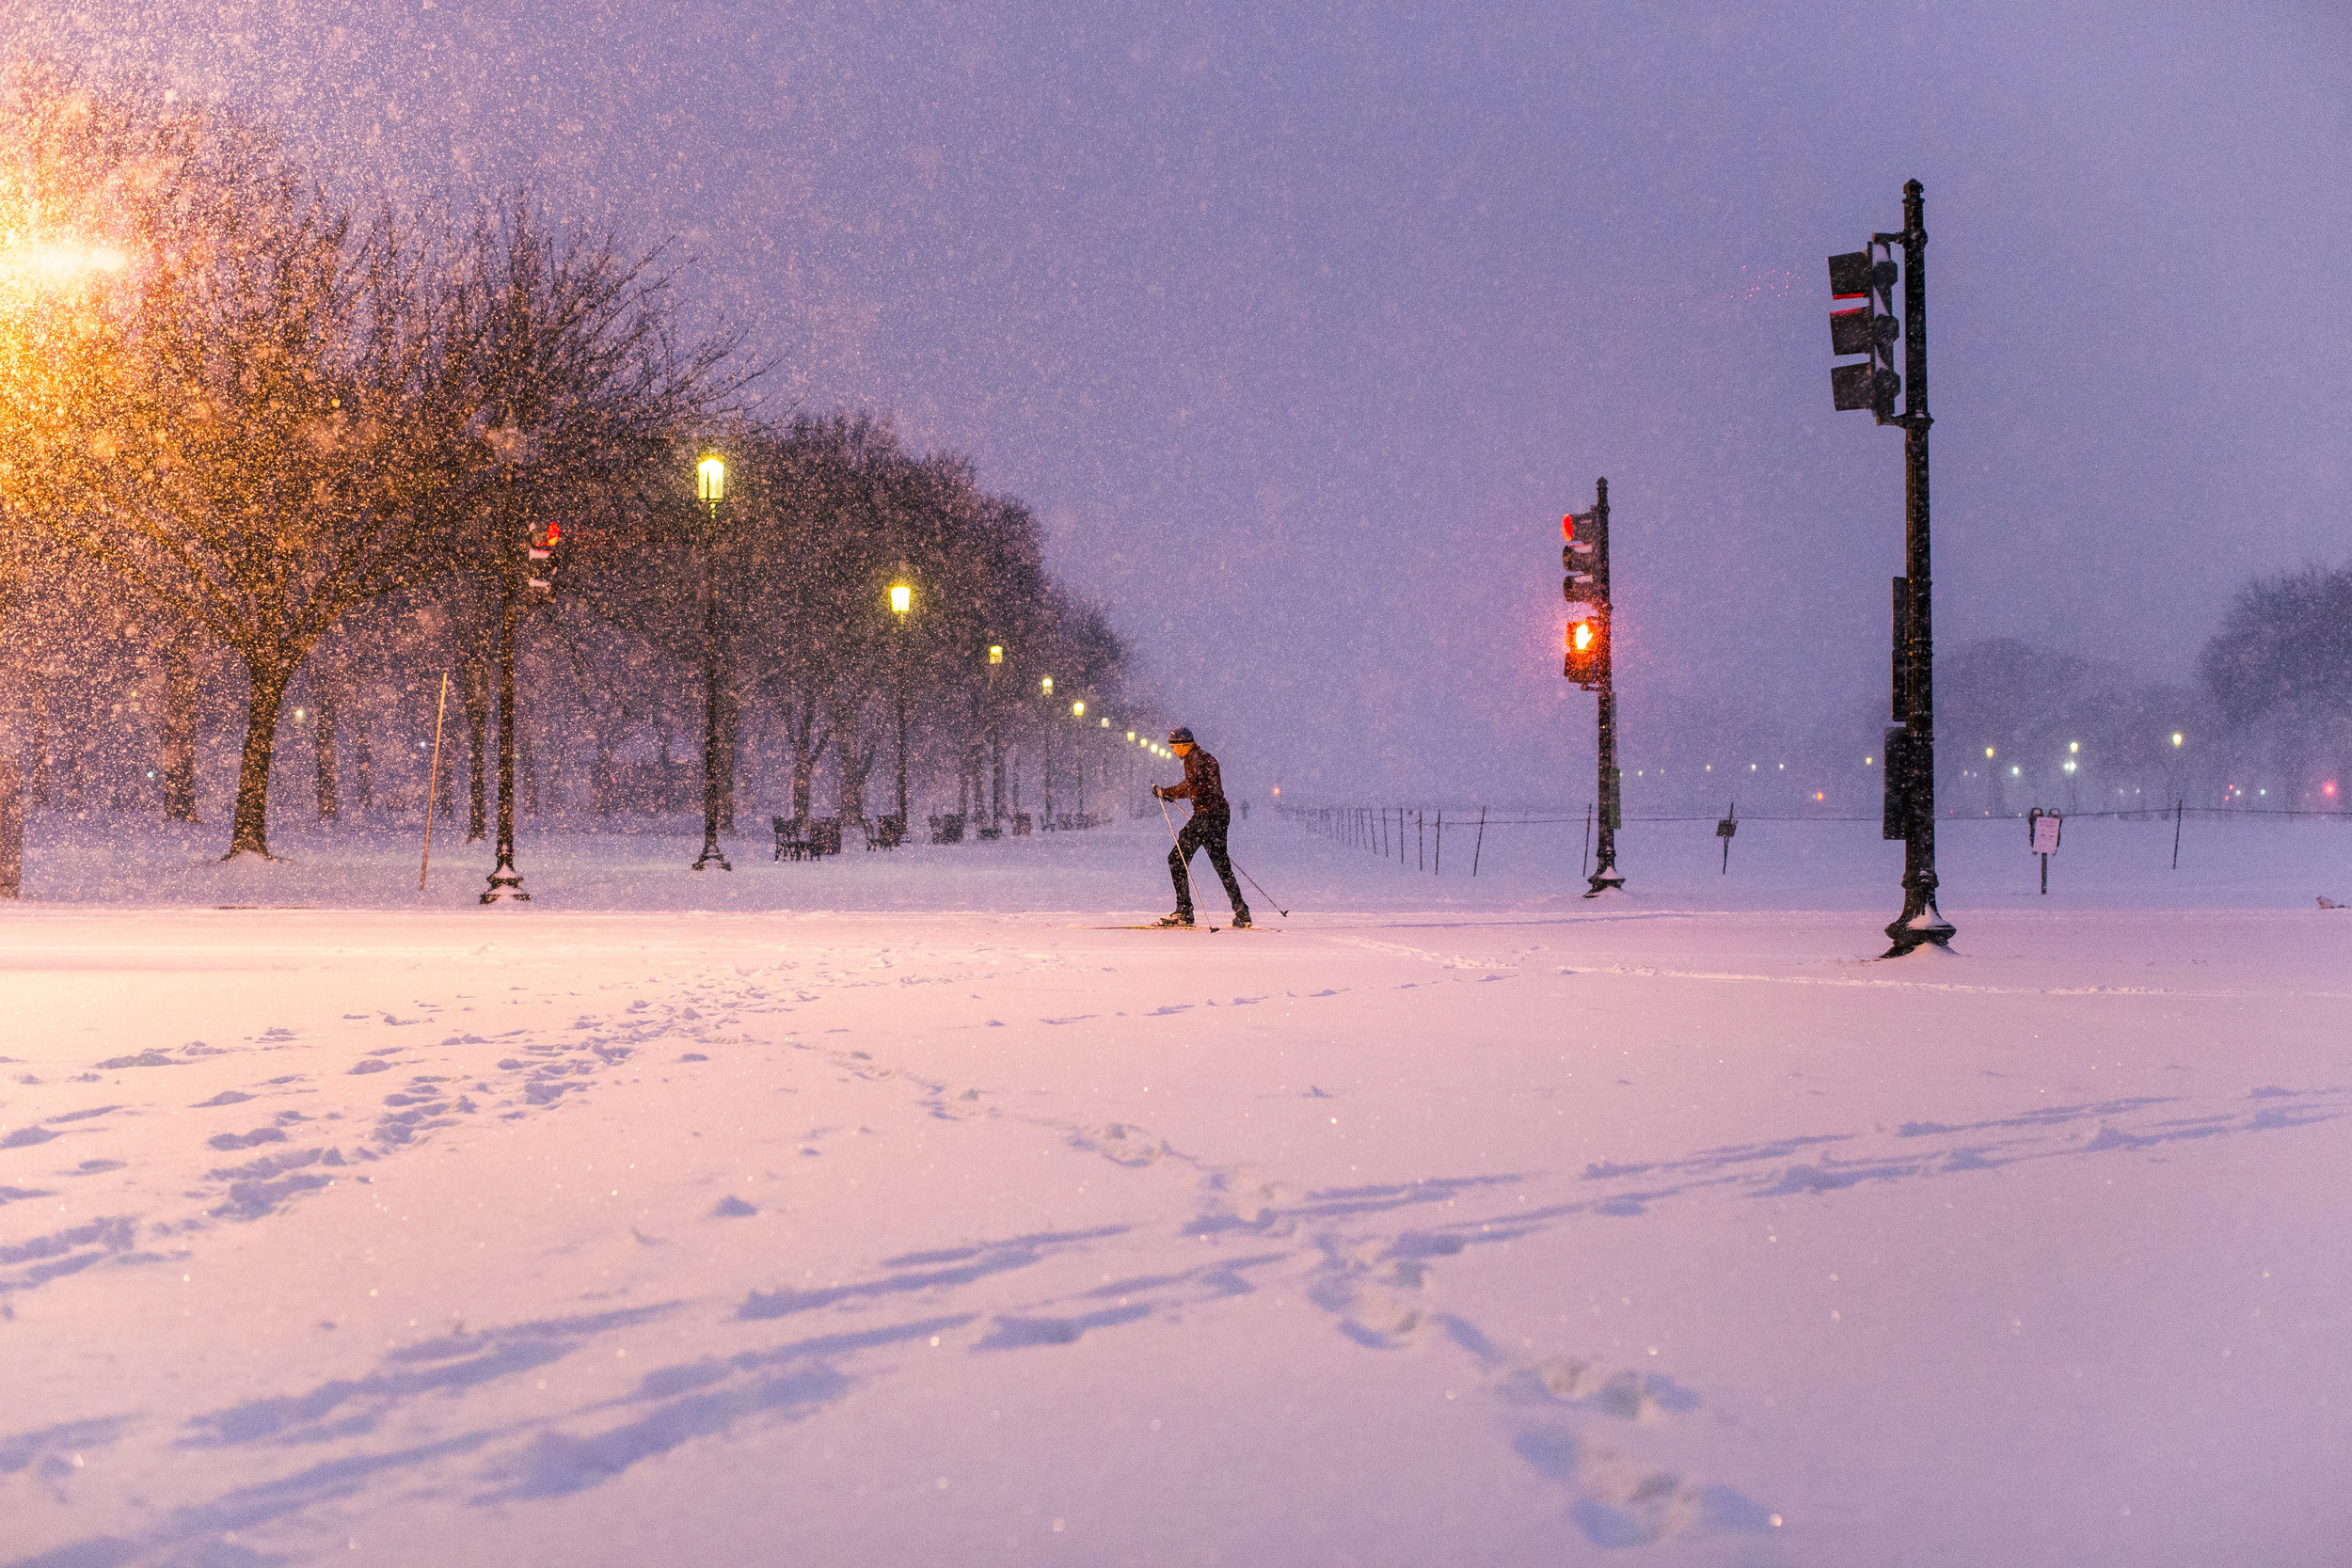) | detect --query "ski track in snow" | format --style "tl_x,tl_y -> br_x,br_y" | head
5,890 -> 2350,1566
